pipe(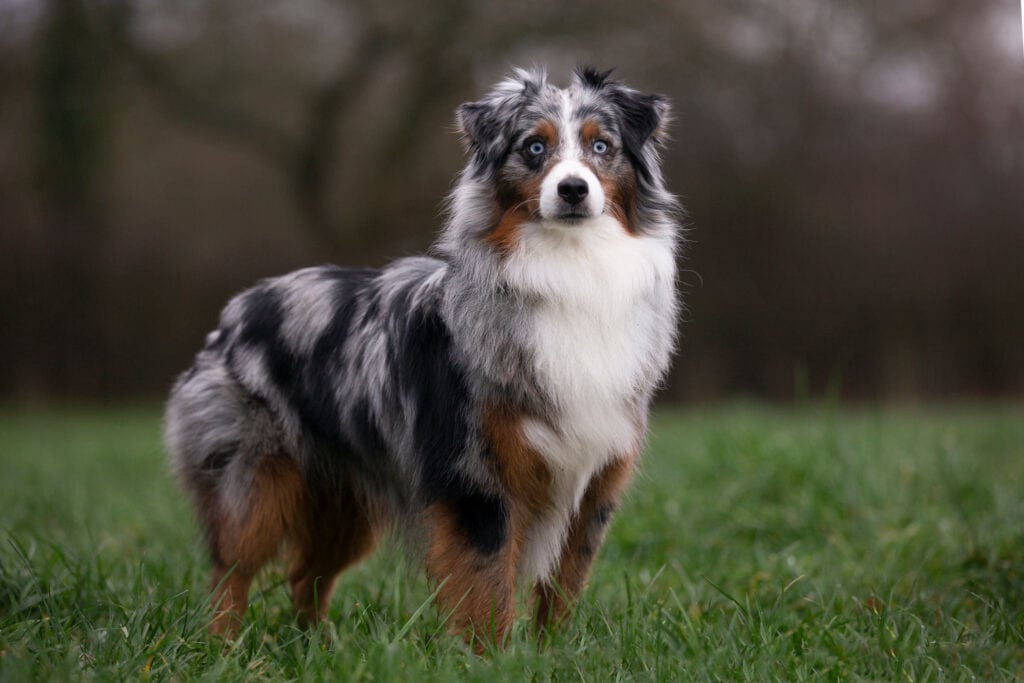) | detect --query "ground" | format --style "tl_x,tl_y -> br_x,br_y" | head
1,404 -> 1022,680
